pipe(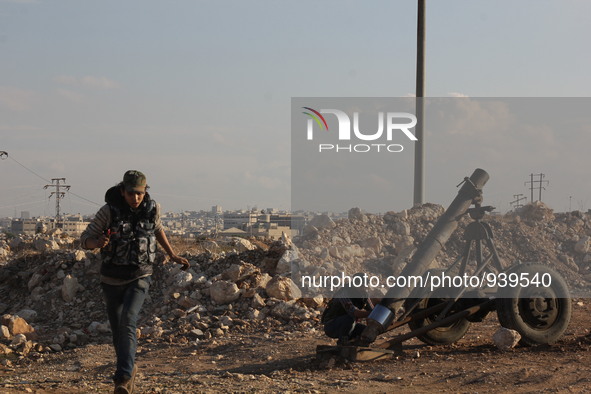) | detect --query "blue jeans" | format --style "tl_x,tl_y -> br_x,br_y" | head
101,276 -> 151,380
324,314 -> 366,341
